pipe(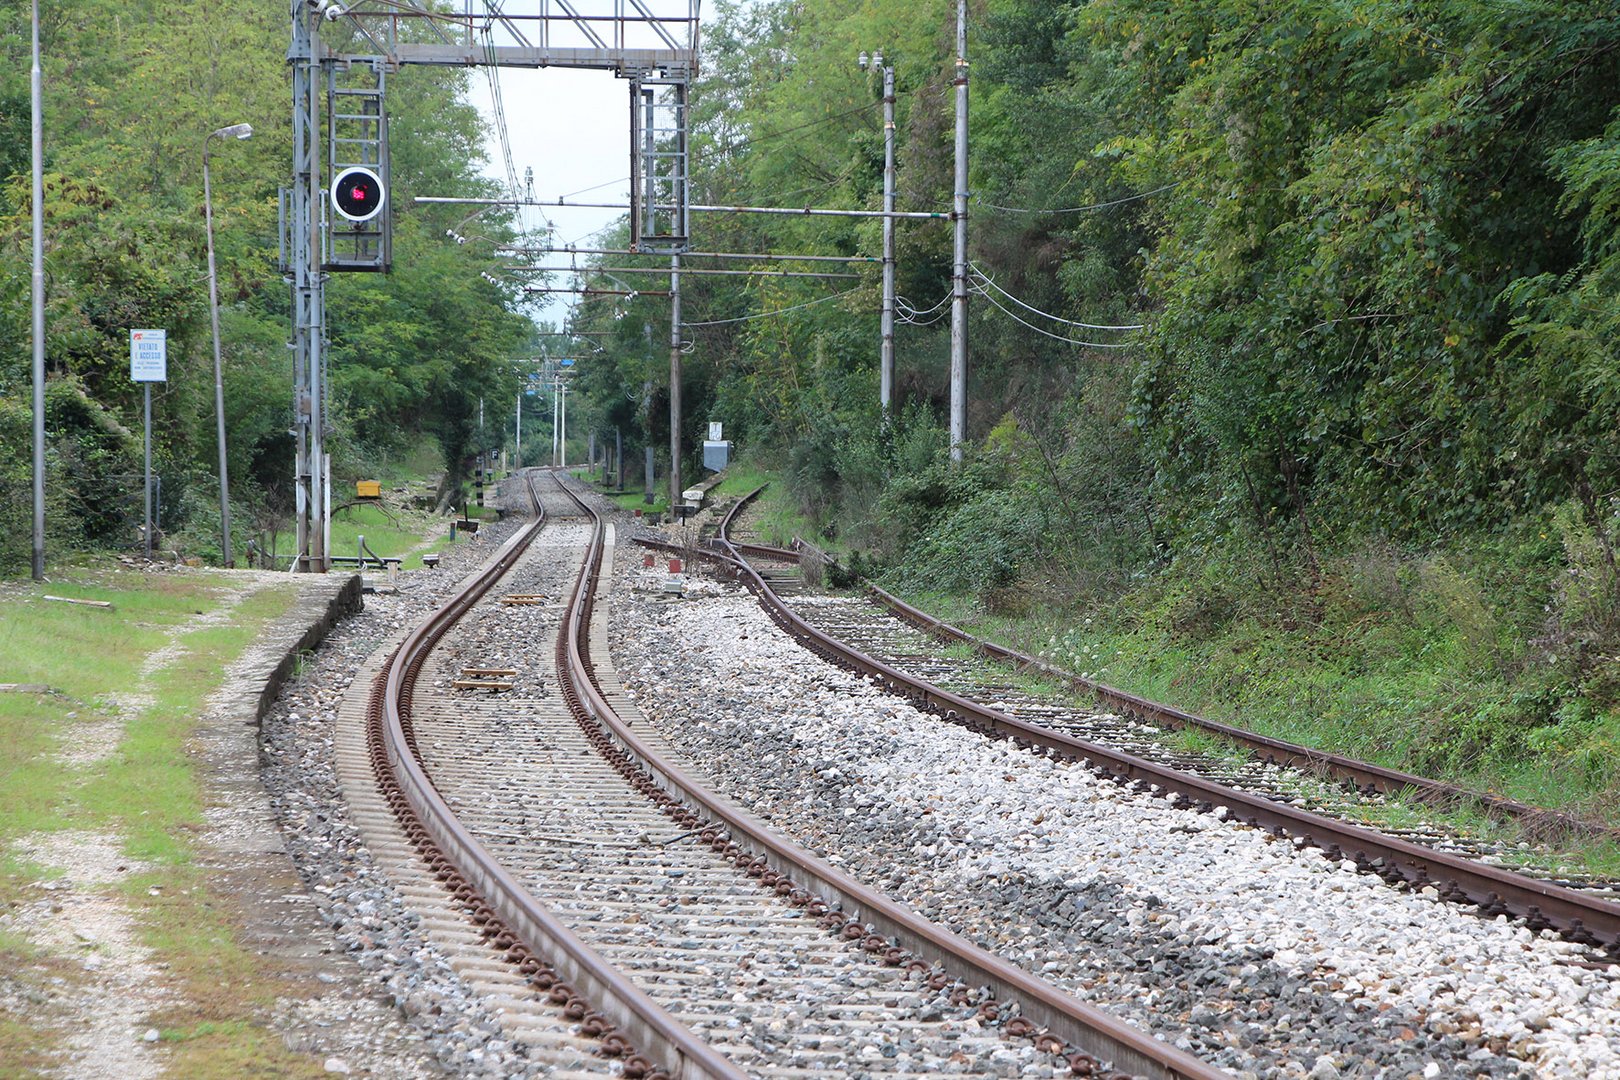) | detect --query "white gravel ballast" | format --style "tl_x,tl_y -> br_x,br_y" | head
607,554 -> 1620,1080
